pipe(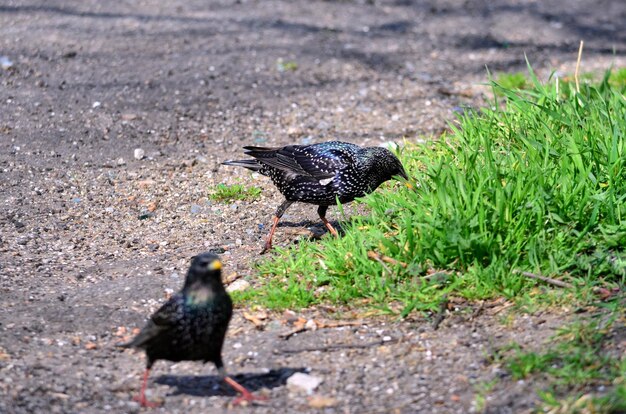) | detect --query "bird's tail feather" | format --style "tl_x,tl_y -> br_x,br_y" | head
242,145 -> 278,152
116,339 -> 136,348
221,159 -> 262,171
